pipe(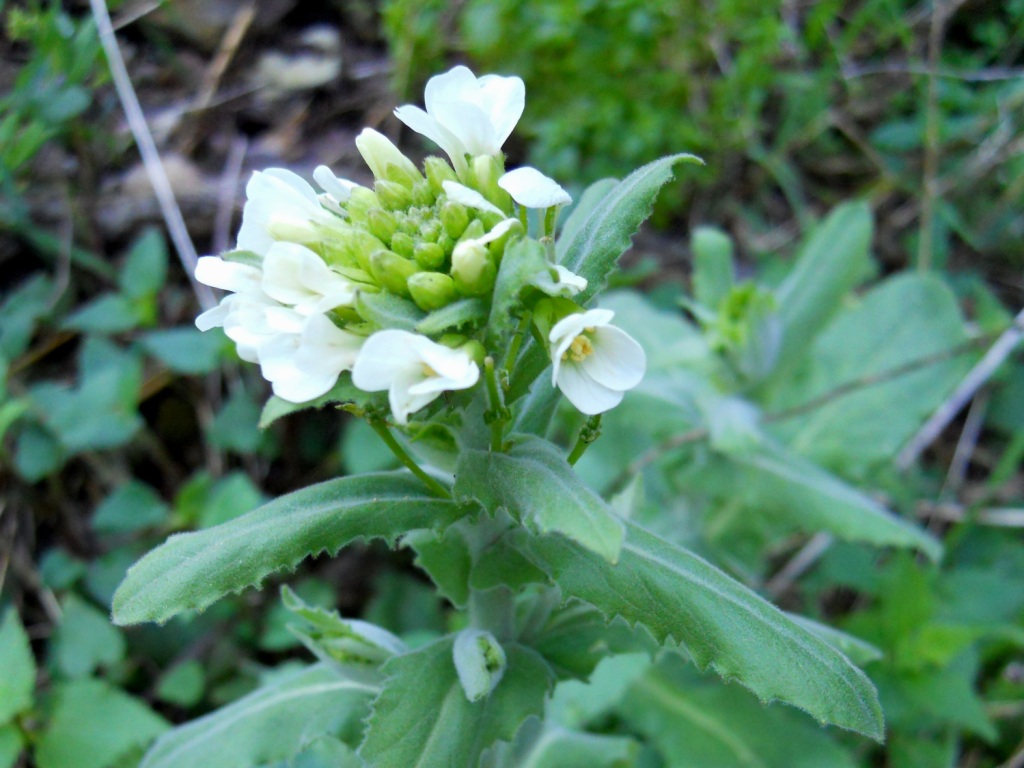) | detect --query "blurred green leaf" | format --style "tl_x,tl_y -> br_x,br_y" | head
92,480 -> 170,534
61,294 -> 139,334
0,608 -> 35,724
0,274 -> 52,358
197,471 -> 264,529
208,390 -> 264,454
51,595 -> 125,678
119,229 -> 168,299
13,422 -> 63,481
0,724 -> 22,768
138,328 -> 226,375
155,660 -> 205,708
